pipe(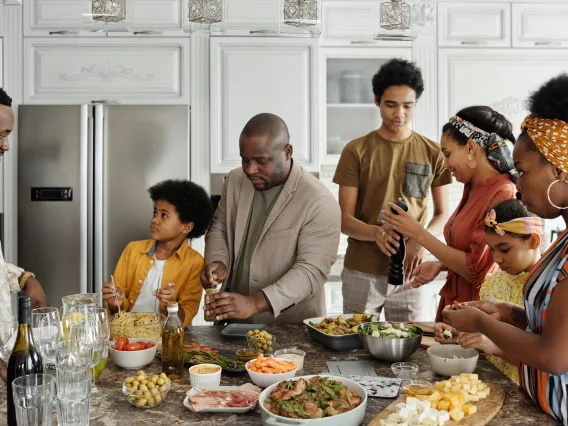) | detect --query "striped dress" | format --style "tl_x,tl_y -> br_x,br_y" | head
521,229 -> 568,424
